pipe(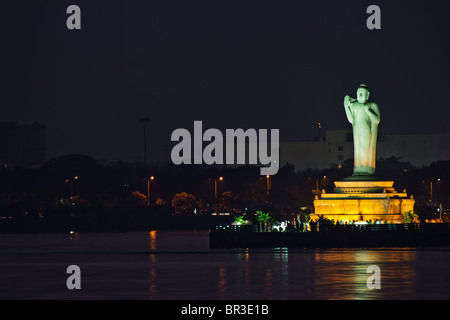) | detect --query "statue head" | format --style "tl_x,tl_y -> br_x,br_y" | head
356,84 -> 370,103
